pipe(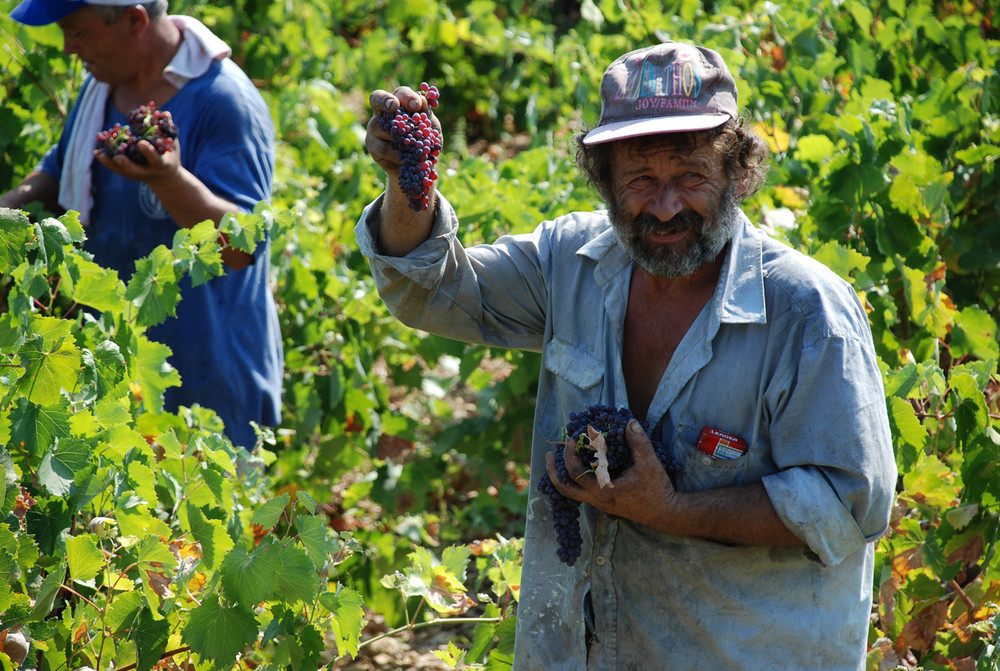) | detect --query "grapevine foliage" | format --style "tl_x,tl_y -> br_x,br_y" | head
538,405 -> 680,566
375,82 -> 442,211
96,101 -> 178,164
